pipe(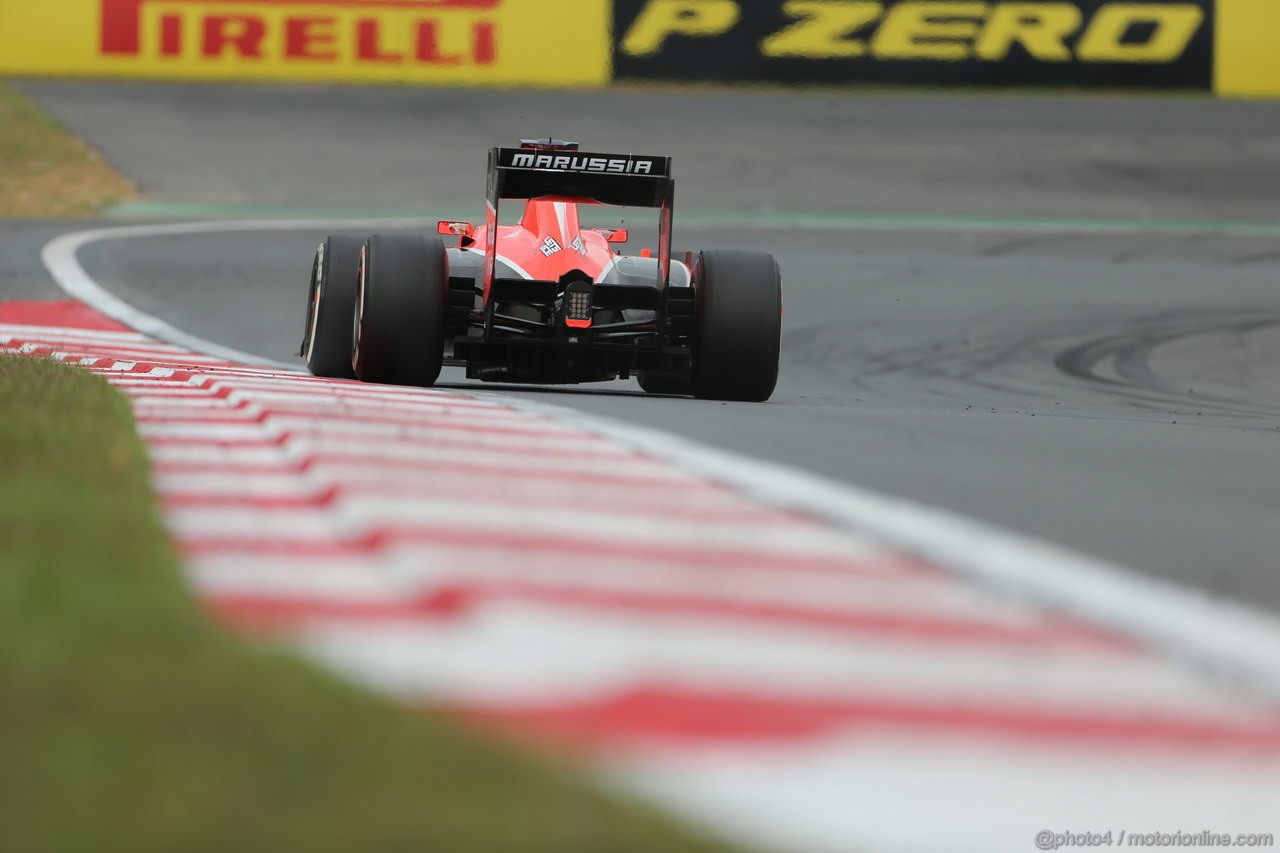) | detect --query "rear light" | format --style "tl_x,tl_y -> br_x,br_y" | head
564,281 -> 592,329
